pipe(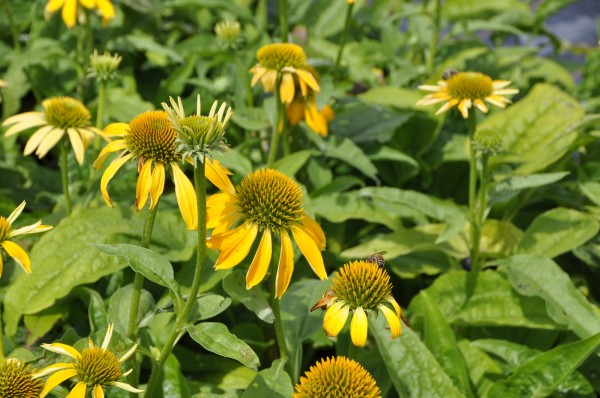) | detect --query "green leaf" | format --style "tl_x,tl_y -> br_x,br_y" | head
107,284 -> 155,335
187,322 -> 260,370
370,317 -> 464,398
359,86 -> 424,110
489,172 -> 570,204
189,294 -> 232,322
83,288 -> 108,332
232,107 -> 271,131
161,353 -> 191,398
515,208 -> 599,258
222,271 -> 274,324
241,359 -> 294,398
311,135 -> 379,182
479,220 -> 523,256
421,292 -> 474,397
503,255 -> 600,339
213,149 -> 253,177
487,333 -> 600,398
459,340 -> 504,398
272,150 -> 312,177
24,303 -> 67,345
